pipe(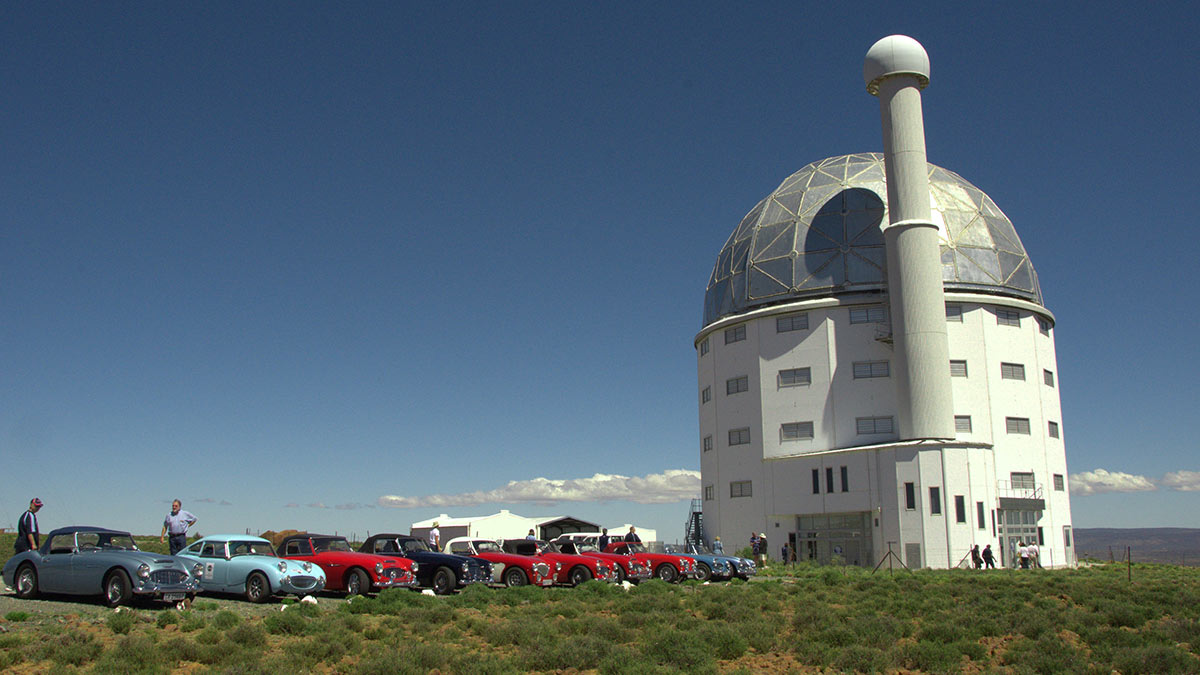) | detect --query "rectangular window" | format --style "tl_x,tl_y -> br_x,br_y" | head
1063,526 -> 1072,548
954,415 -> 973,433
1001,362 -> 1026,380
1011,472 -> 1035,490
1038,317 -> 1051,336
726,375 -> 749,395
849,305 -> 888,324
949,360 -> 968,377
728,427 -> 751,446
853,360 -> 890,379
781,422 -> 814,441
1043,369 -> 1055,387
840,466 -> 849,492
699,338 -> 709,356
929,487 -> 942,515
779,367 -> 812,387
724,325 -> 746,344
1006,417 -> 1031,435
812,469 -> 820,495
955,495 -> 966,523
1054,474 -> 1065,491
856,416 -> 895,435
825,467 -> 834,493
1048,421 -> 1060,438
976,501 -> 986,529
1038,527 -> 1045,546
730,481 -> 752,498
704,485 -> 714,500
776,313 -> 809,332
702,435 -> 712,452
904,482 -> 916,510
946,304 -> 963,322
701,386 -> 711,404
997,309 -> 1021,326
